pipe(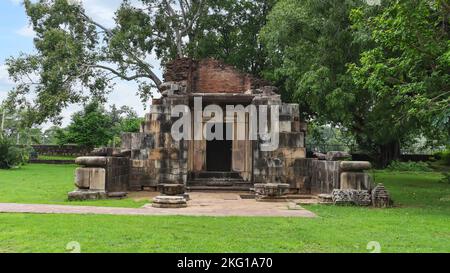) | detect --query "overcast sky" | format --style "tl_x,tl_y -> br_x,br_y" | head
0,0 -> 163,129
